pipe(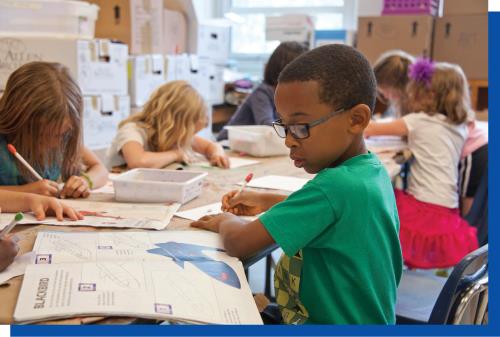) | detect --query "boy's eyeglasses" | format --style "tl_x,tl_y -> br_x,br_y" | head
272,107 -> 346,140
